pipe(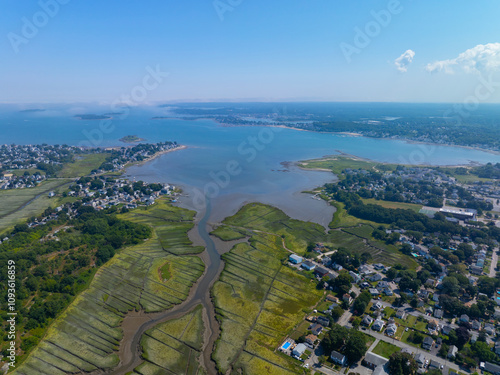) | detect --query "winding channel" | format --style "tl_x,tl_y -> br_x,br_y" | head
106,200 -> 223,375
